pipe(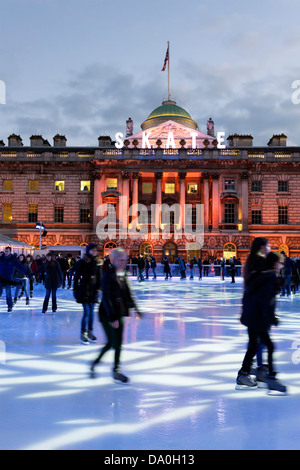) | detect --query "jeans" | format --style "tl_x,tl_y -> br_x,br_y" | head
81,303 -> 95,332
241,328 -> 275,376
14,278 -> 30,299
281,275 -> 291,296
4,285 -> 12,310
43,288 -> 57,312
138,268 -> 144,281
93,317 -> 124,370
152,267 -> 156,278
